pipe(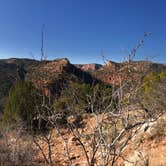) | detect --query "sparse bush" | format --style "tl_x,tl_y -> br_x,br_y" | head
0,121 -> 38,166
